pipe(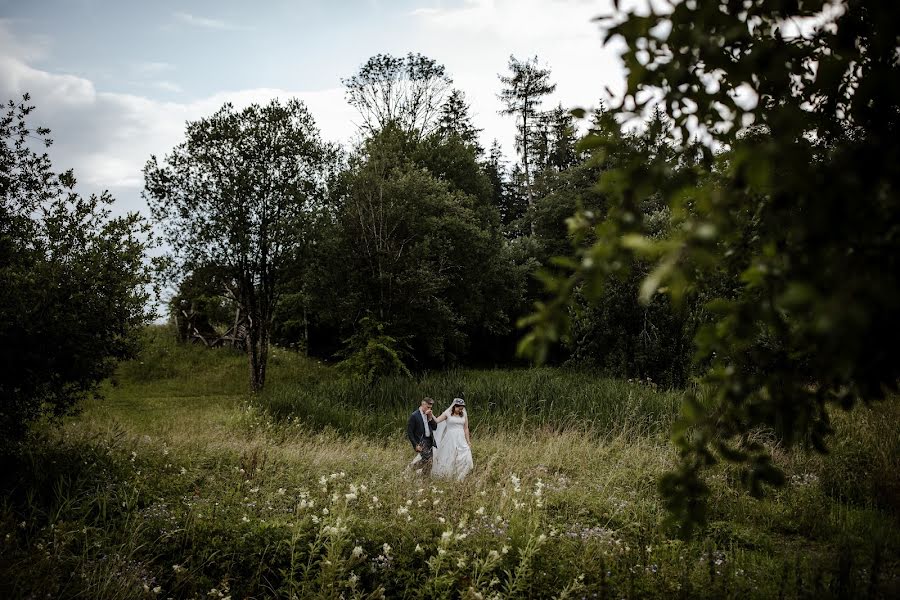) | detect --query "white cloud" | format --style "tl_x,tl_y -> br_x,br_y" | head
172,11 -> 243,31
134,61 -> 175,76
0,22 -> 357,216
152,80 -> 183,93
409,0 -> 627,156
